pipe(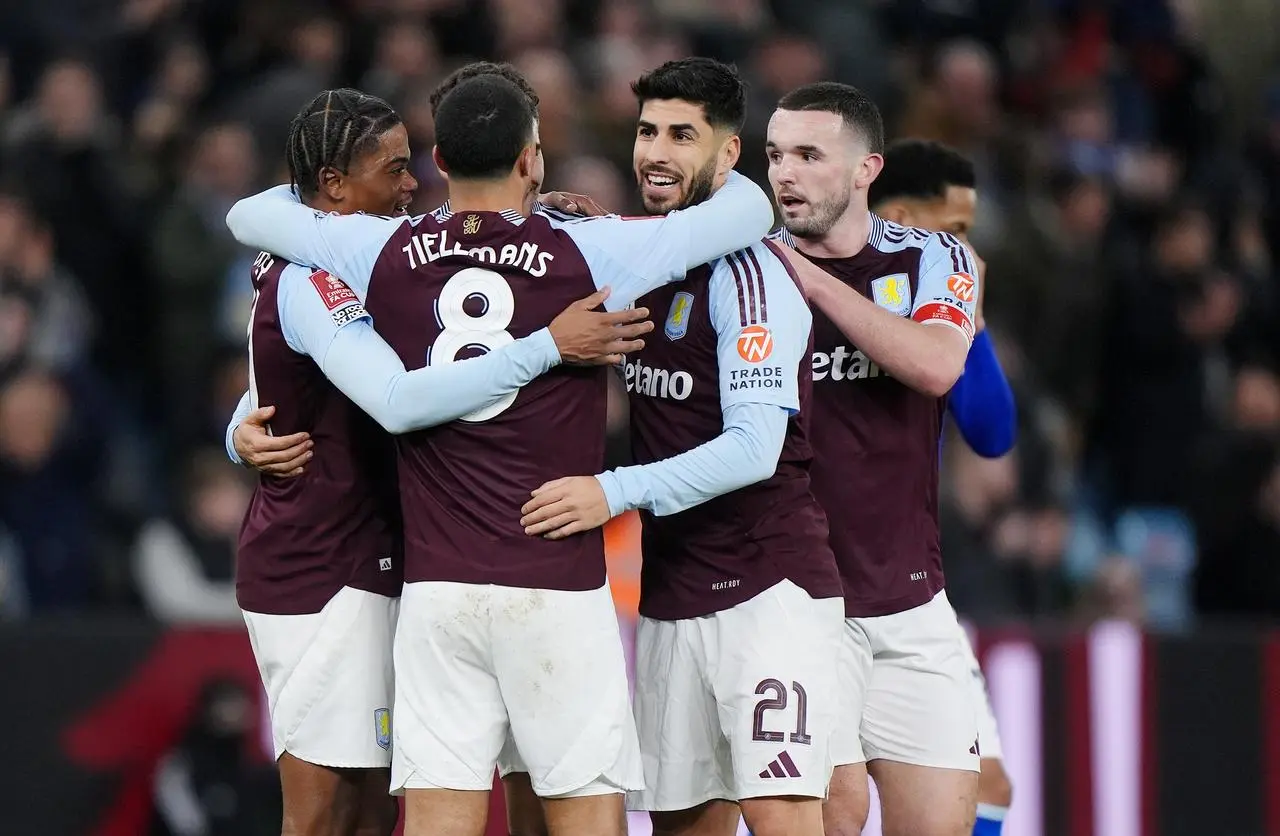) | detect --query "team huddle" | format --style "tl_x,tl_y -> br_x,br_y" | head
225,56 -> 1016,836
